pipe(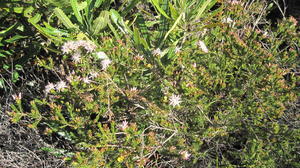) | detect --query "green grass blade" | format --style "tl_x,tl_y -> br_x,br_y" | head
150,0 -> 170,19
169,1 -> 178,19
0,22 -> 21,37
121,0 -> 140,16
193,0 -> 217,21
4,35 -> 27,43
163,12 -> 183,42
157,0 -> 169,47
135,14 -> 150,46
108,23 -> 120,40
